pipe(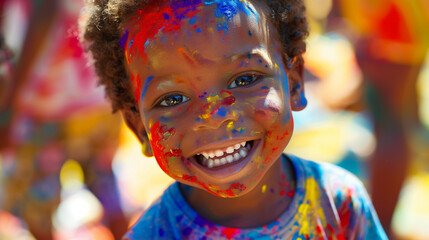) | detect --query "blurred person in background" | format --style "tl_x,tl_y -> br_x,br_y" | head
322,0 -> 429,238
0,0 -> 128,239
